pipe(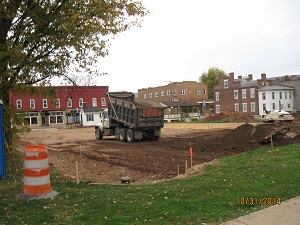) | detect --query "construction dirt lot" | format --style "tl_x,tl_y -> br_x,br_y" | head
17,115 -> 300,185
